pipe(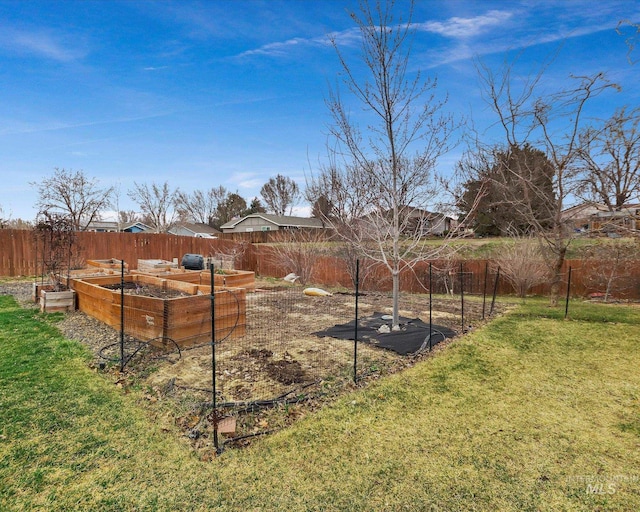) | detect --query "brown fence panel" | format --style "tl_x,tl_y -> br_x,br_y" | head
2,228 -> 640,299
0,229 -> 251,277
